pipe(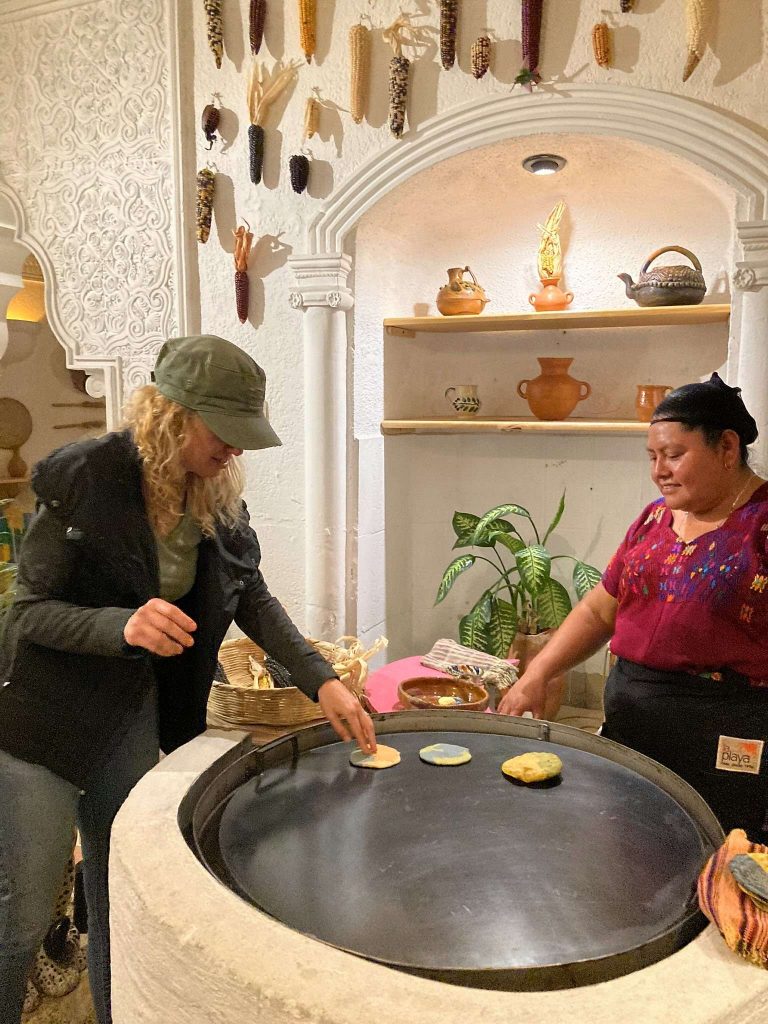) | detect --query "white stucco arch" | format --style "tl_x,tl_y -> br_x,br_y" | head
288,83 -> 768,635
